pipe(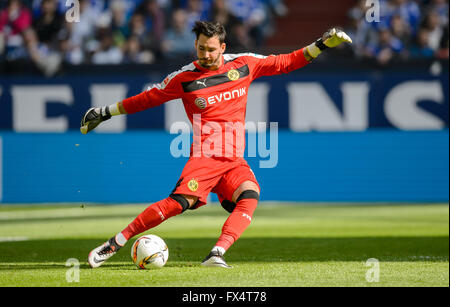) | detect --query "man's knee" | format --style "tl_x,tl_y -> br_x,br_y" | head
169,194 -> 198,212
232,181 -> 260,204
221,182 -> 260,214
236,190 -> 260,203
221,199 -> 237,213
